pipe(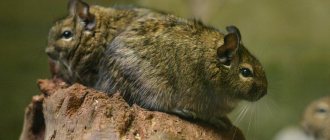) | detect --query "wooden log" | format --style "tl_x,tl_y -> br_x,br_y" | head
20,79 -> 245,140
